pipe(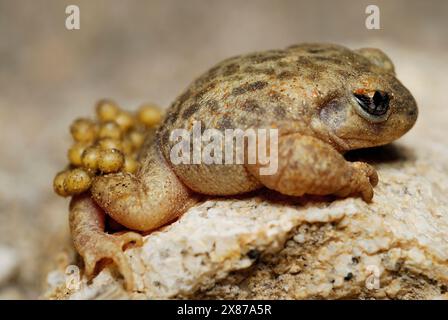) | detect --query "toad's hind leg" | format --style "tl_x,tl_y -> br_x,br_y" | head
69,194 -> 143,290
91,142 -> 197,232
